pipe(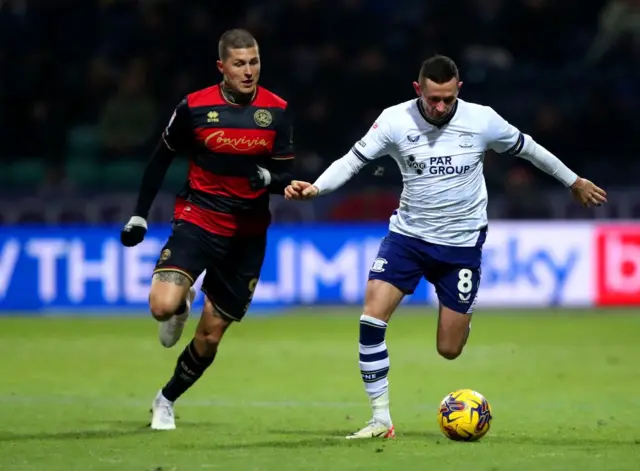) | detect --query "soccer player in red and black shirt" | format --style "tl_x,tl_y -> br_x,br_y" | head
119,29 -> 294,430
